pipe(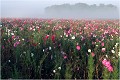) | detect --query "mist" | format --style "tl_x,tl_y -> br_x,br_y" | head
1,0 -> 120,19
44,3 -> 119,19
